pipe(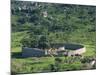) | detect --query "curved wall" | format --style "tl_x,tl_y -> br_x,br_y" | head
65,44 -> 86,55
22,44 -> 86,57
73,47 -> 86,54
